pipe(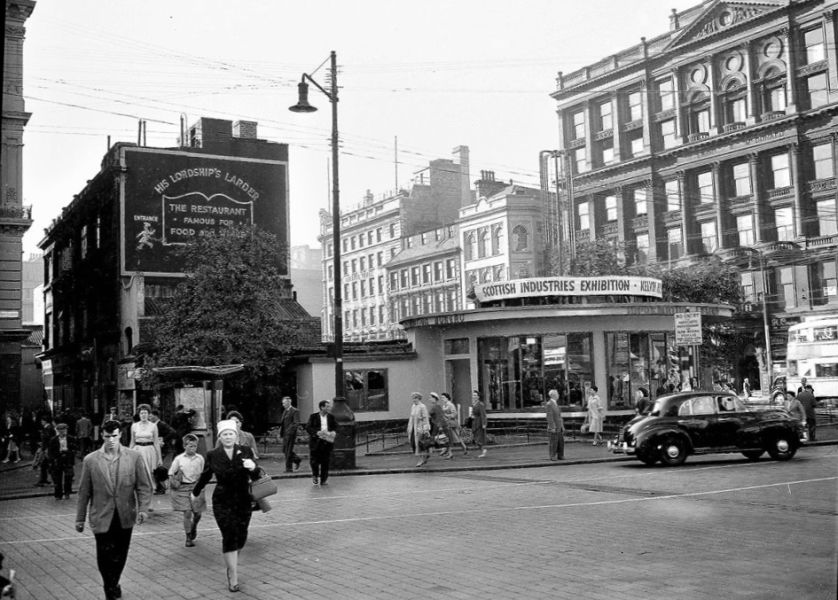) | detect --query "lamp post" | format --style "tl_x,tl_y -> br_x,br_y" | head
290,51 -> 355,468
